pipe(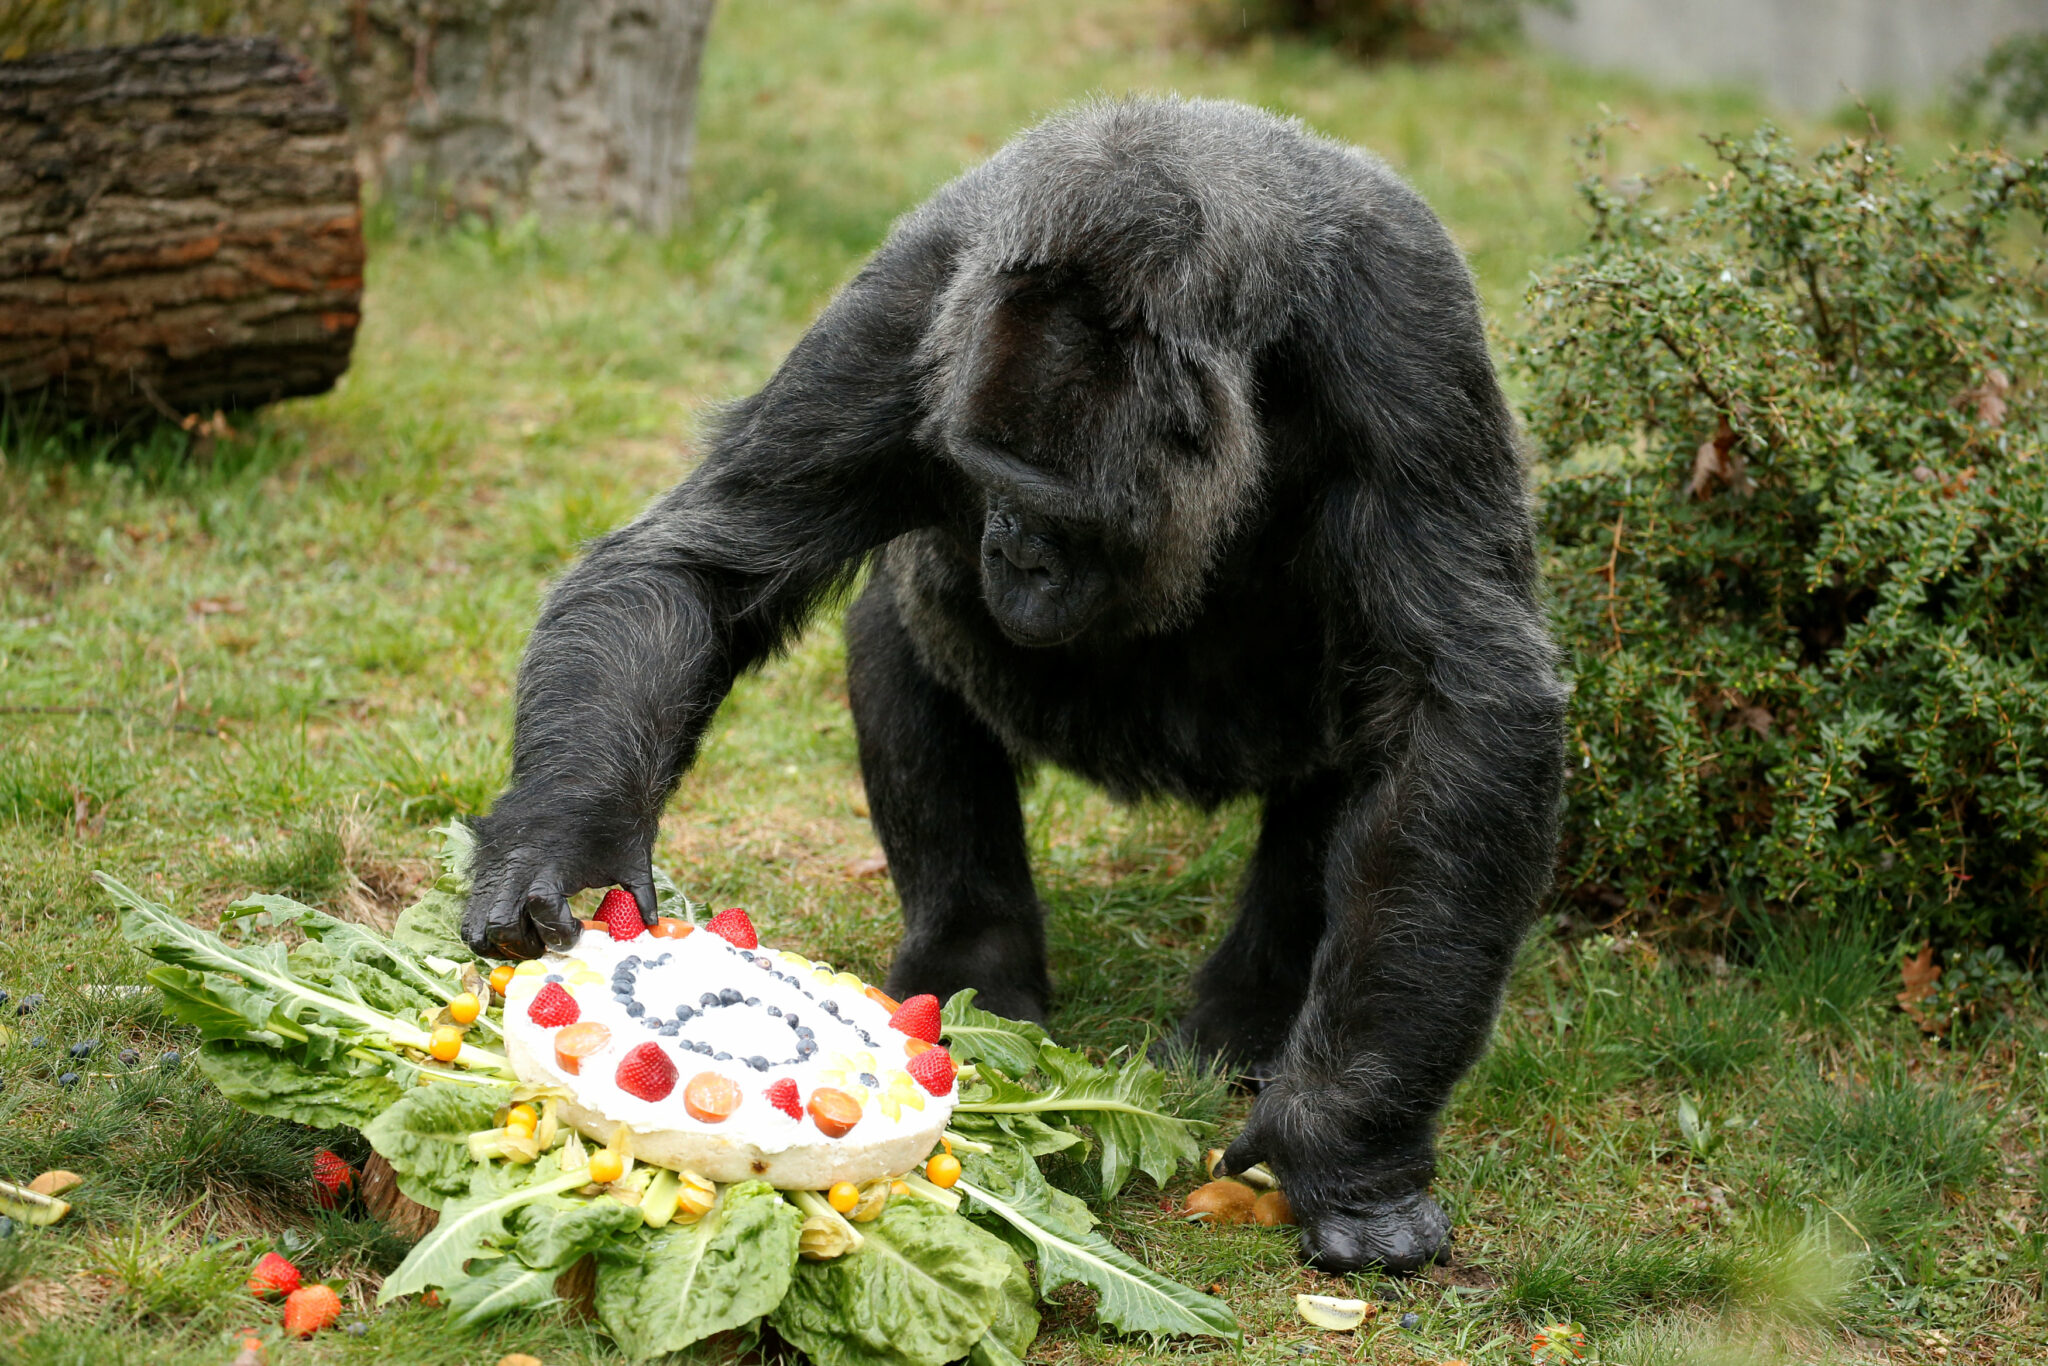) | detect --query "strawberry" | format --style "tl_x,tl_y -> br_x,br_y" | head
311,1149 -> 353,1209
595,887 -> 645,941
887,993 -> 942,1043
247,1251 -> 301,1298
906,1044 -> 956,1096
705,908 -> 757,949
764,1077 -> 802,1119
526,981 -> 579,1028
282,1283 -> 343,1337
616,1041 -> 678,1102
